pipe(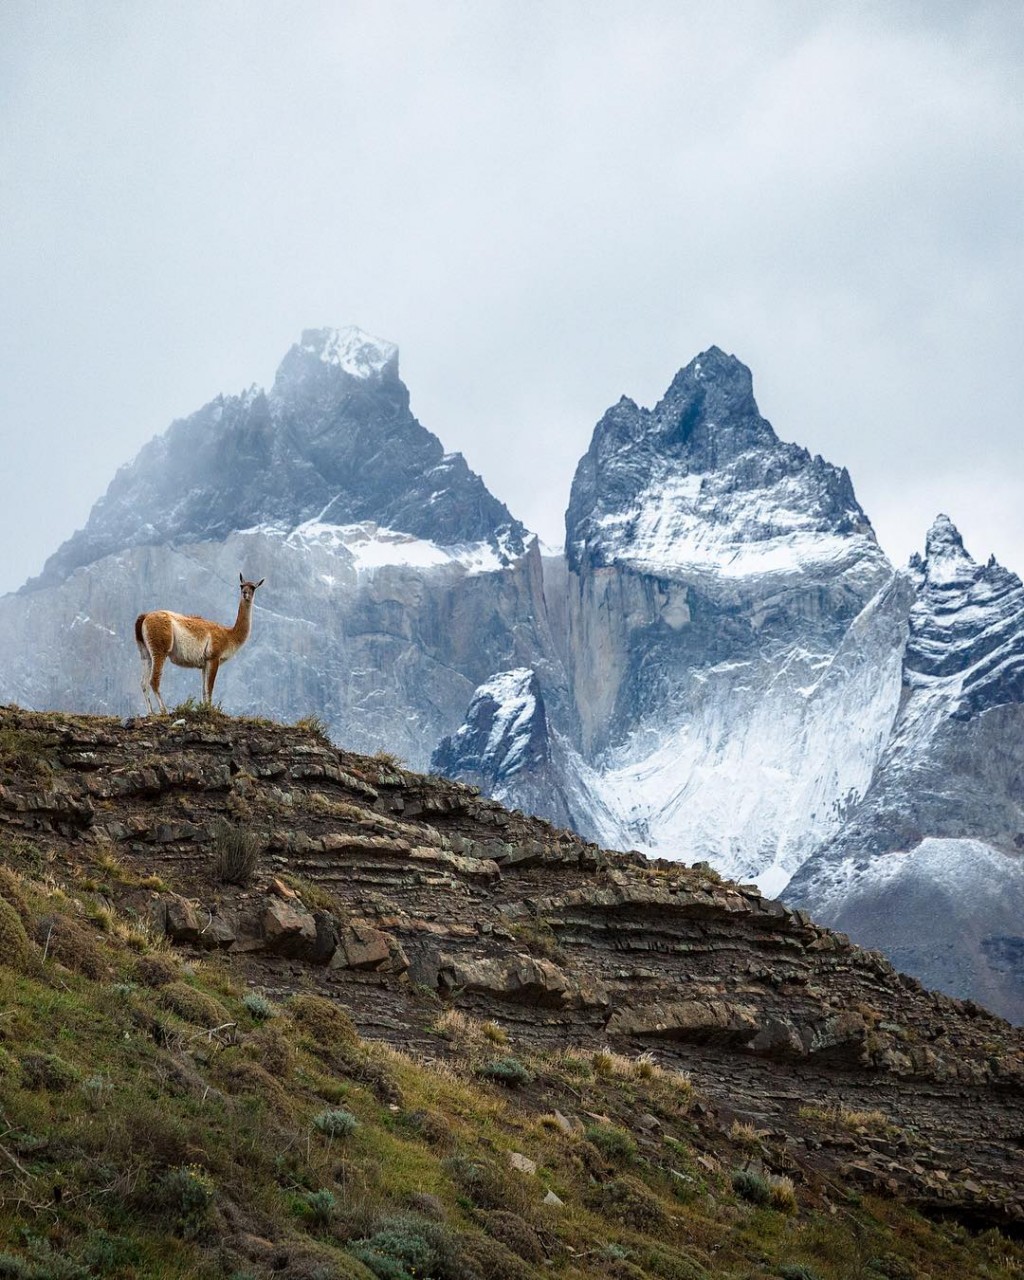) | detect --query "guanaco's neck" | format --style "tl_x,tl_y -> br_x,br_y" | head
230,597 -> 254,645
